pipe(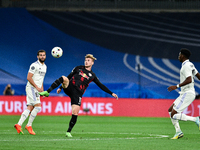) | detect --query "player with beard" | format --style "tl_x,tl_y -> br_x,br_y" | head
39,54 -> 118,137
14,50 -> 47,135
